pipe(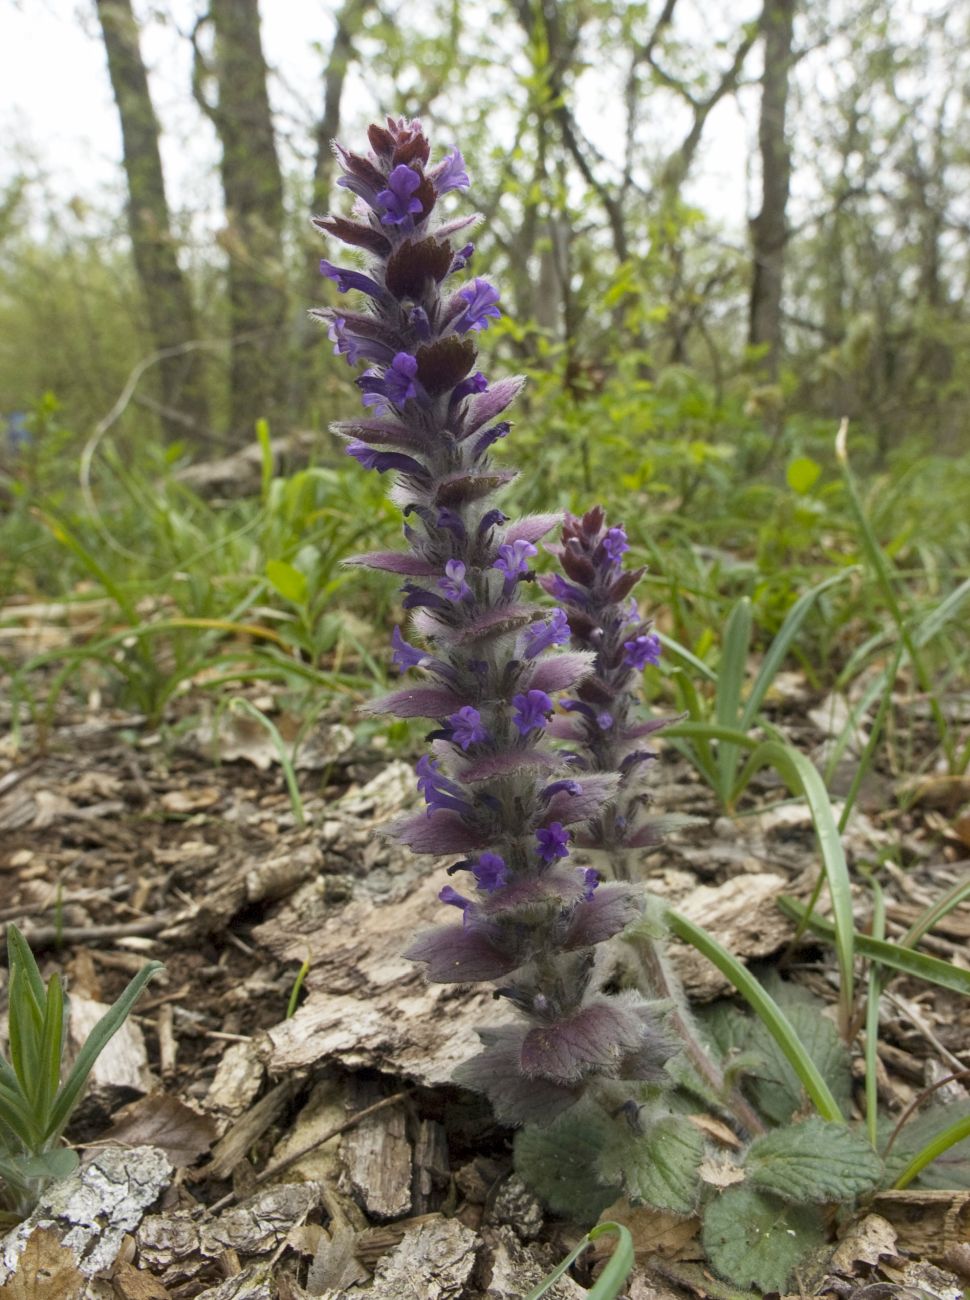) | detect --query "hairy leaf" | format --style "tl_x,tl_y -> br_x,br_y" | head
598,1113 -> 704,1215
744,987 -> 851,1125
701,1186 -> 825,1293
746,1117 -> 883,1202
514,1103 -> 619,1223
882,1101 -> 970,1190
